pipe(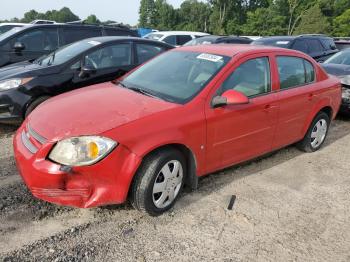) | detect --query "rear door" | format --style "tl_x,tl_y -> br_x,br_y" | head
9,27 -> 59,63
71,42 -> 134,88
272,55 -> 318,149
